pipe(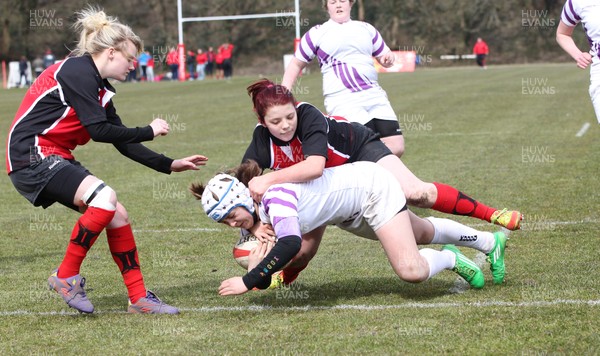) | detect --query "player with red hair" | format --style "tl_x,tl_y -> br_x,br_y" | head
240,78 -> 518,286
